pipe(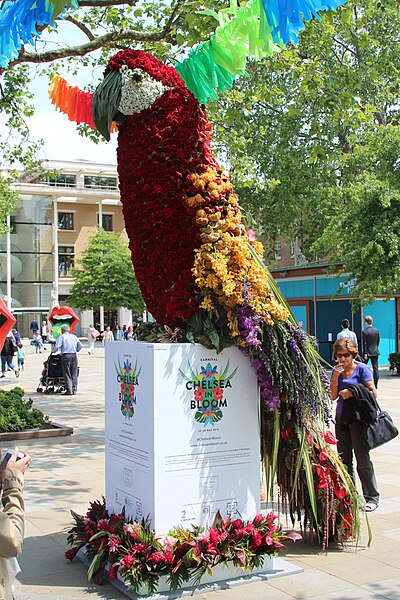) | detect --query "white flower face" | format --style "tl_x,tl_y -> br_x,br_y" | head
118,65 -> 169,115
